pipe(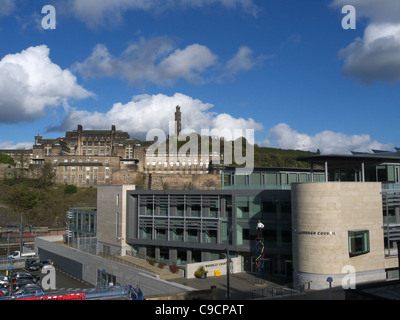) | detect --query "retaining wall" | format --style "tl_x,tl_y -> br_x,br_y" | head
35,236 -> 195,297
